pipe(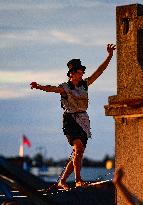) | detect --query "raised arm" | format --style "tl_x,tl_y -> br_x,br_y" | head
30,82 -> 64,93
87,44 -> 116,86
